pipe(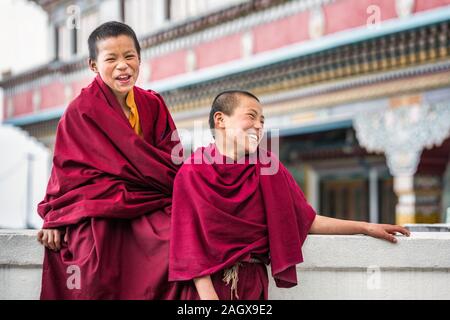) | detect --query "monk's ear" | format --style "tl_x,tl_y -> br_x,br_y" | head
89,59 -> 98,73
214,112 -> 226,129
